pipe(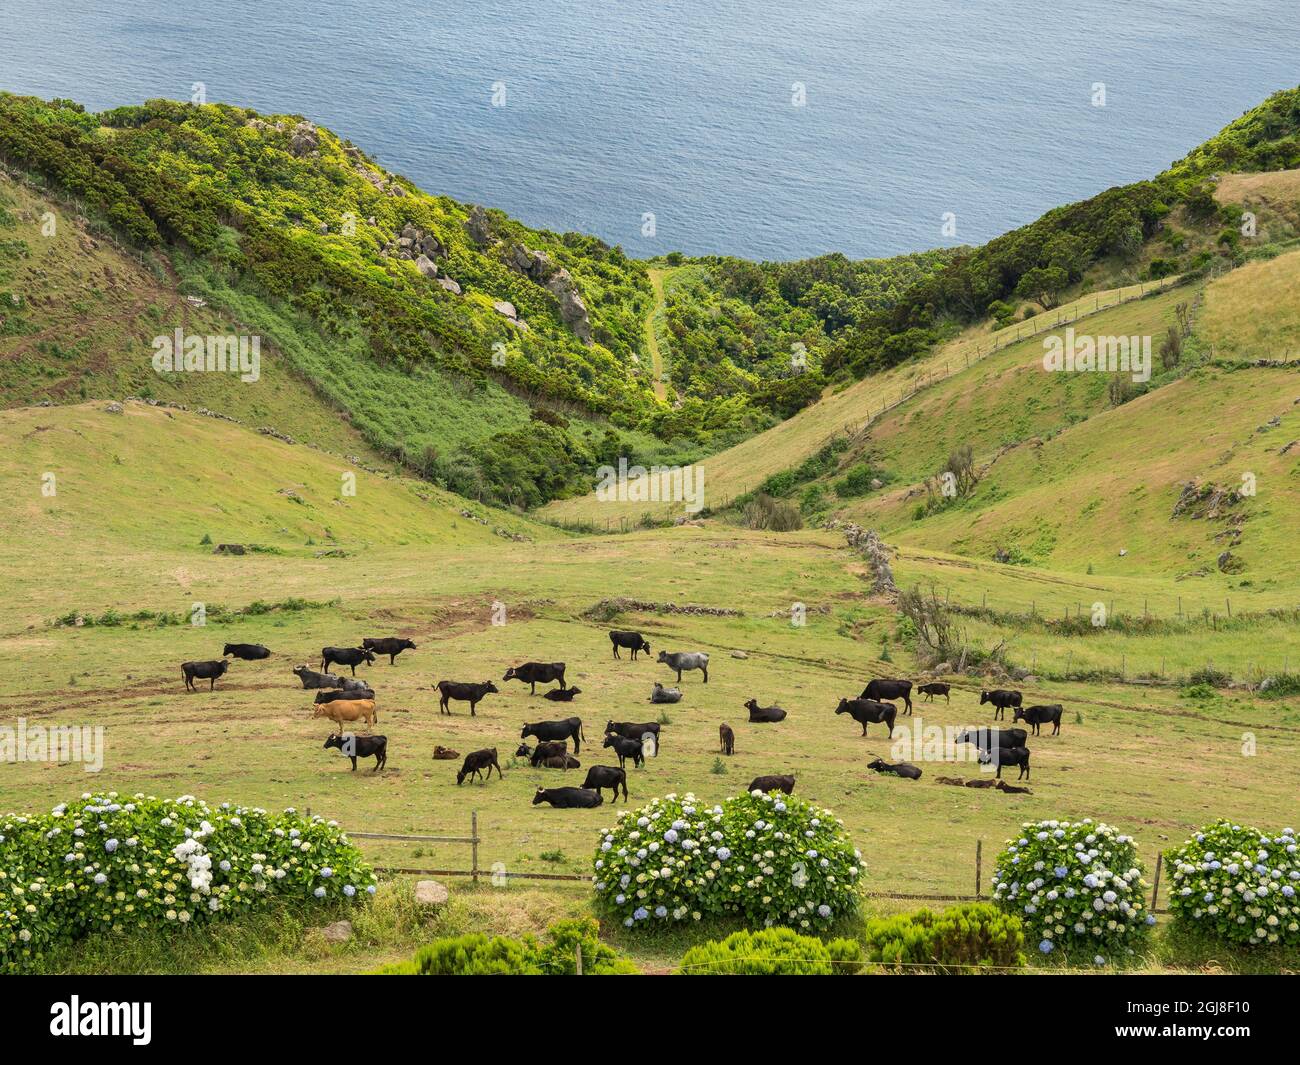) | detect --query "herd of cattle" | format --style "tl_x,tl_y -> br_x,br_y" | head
179,631 -> 1068,808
